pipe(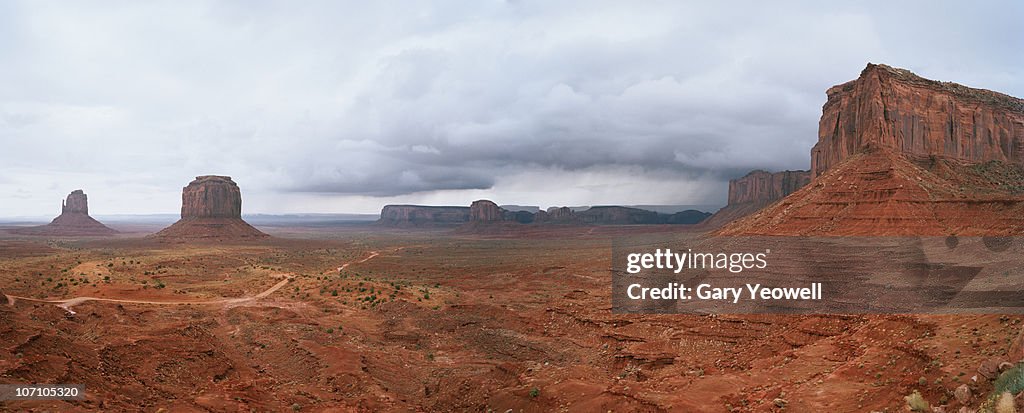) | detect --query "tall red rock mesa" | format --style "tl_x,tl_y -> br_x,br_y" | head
721,64 -> 1024,236
12,190 -> 116,236
811,63 -> 1024,179
469,200 -> 506,222
181,175 -> 242,218
154,176 -> 267,239
701,170 -> 810,228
